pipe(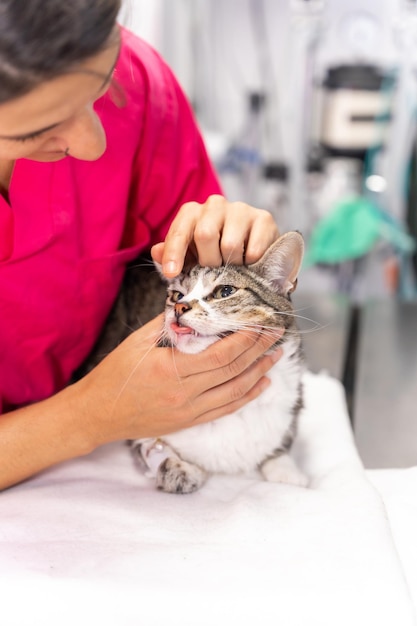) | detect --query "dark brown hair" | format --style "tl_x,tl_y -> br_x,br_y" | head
0,0 -> 121,103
